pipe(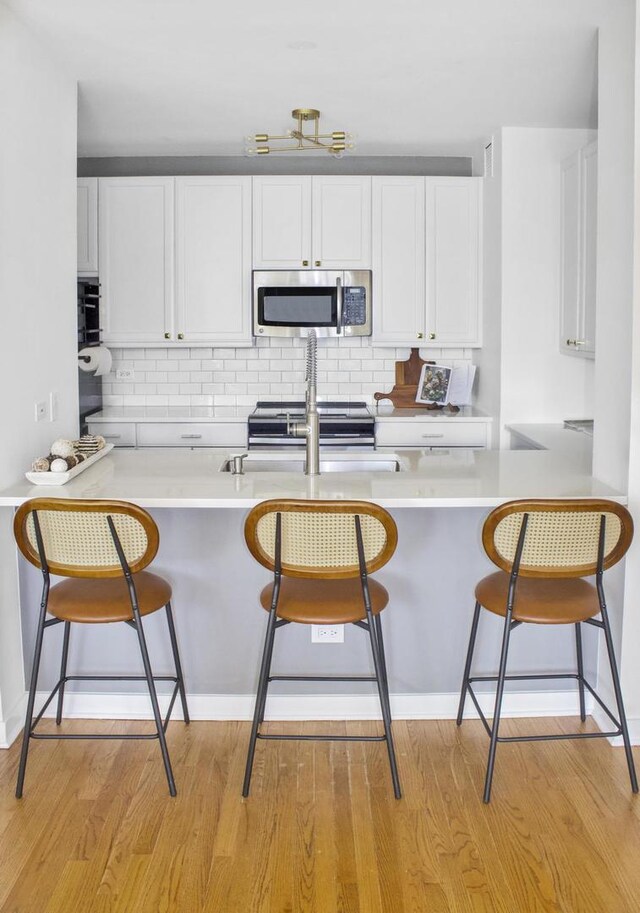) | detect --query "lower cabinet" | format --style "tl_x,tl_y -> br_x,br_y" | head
376,419 -> 491,449
87,421 -> 247,449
